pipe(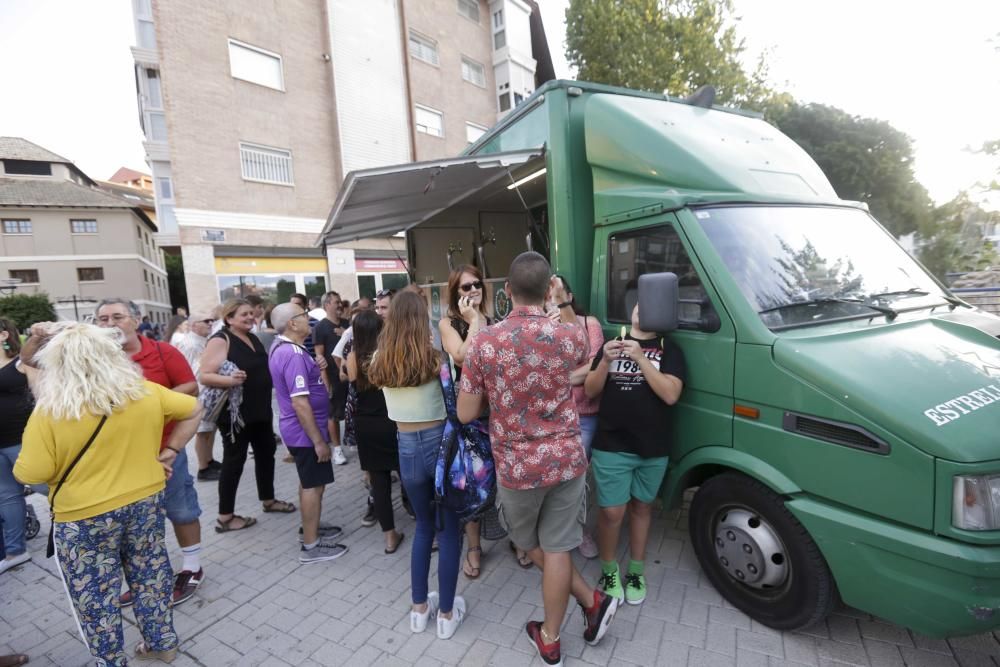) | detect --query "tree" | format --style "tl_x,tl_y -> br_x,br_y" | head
165,253 -> 188,312
917,193 -> 999,281
0,293 -> 57,331
769,102 -> 933,238
565,0 -> 775,108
